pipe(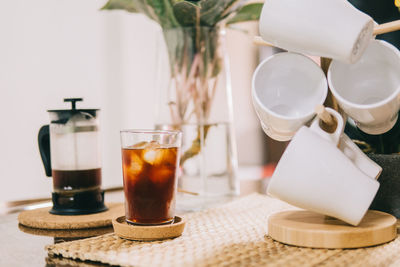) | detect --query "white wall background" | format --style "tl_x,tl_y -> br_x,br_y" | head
0,0 -> 264,202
